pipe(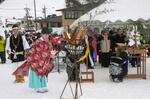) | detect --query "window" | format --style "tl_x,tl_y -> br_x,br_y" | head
74,11 -> 78,19
64,11 -> 79,19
